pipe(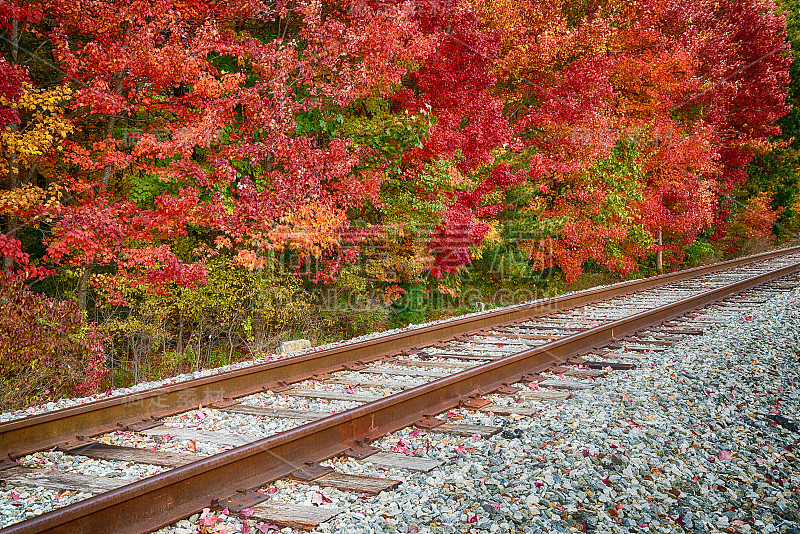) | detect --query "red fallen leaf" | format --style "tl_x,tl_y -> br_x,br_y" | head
718,449 -> 734,461
602,477 -> 612,487
490,503 -> 500,511
241,508 -> 254,518
199,514 -> 218,527
692,474 -> 700,481
456,445 -> 467,454
255,524 -> 279,533
408,429 -> 421,438
311,491 -> 332,504
267,486 -> 277,494
187,439 -> 197,453
583,450 -> 589,457
240,520 -> 251,534
163,433 -> 171,442
10,490 -> 20,501
468,516 -> 477,523
344,387 -> 355,394
535,482 -> 544,488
